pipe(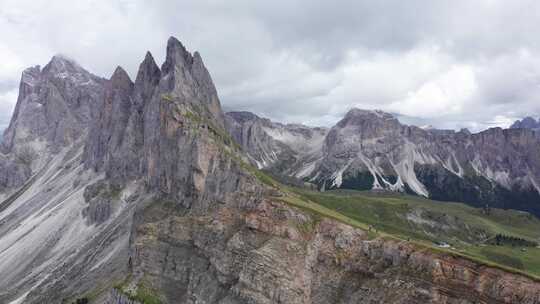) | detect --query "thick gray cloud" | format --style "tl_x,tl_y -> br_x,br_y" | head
1,0 -> 540,131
